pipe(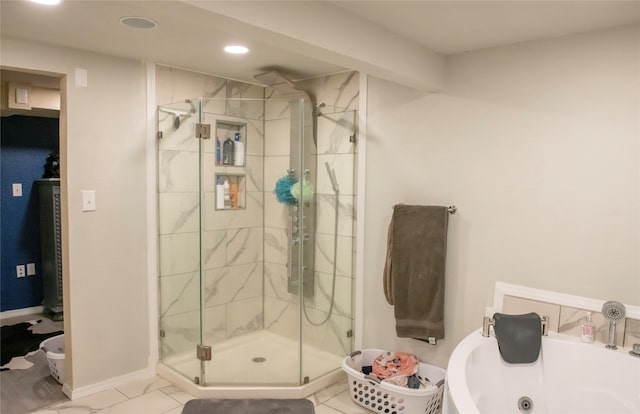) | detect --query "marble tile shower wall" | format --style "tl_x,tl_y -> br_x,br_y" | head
156,66 -> 266,359
263,72 -> 359,357
503,295 -> 640,347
